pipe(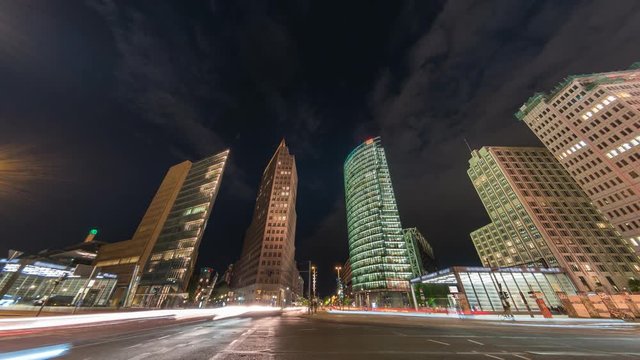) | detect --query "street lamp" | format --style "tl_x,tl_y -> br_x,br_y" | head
311,266 -> 317,301
335,266 -> 343,309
